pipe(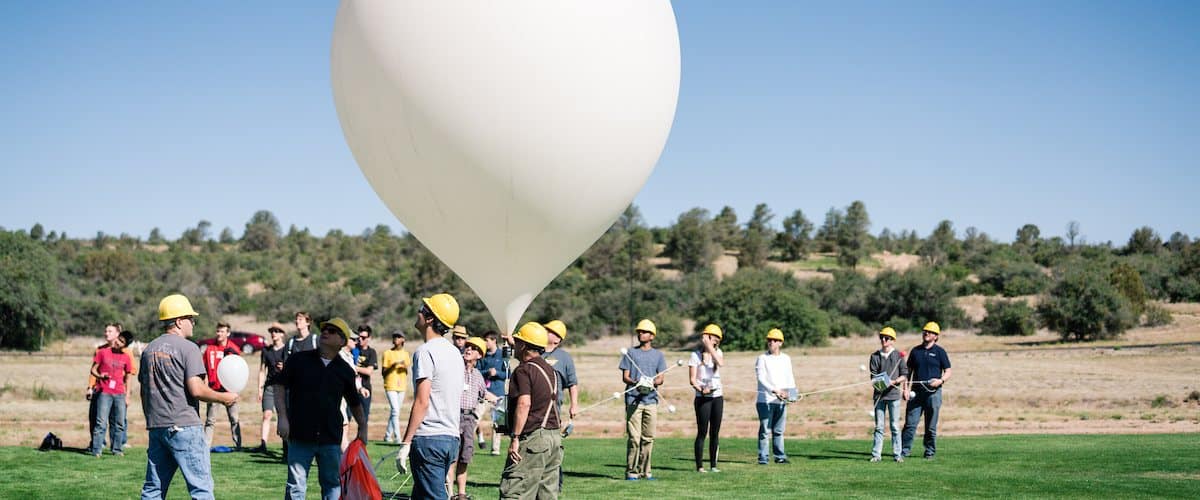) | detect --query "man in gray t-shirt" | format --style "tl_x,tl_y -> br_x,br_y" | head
620,319 -> 668,480
139,294 -> 238,500
397,293 -> 465,500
